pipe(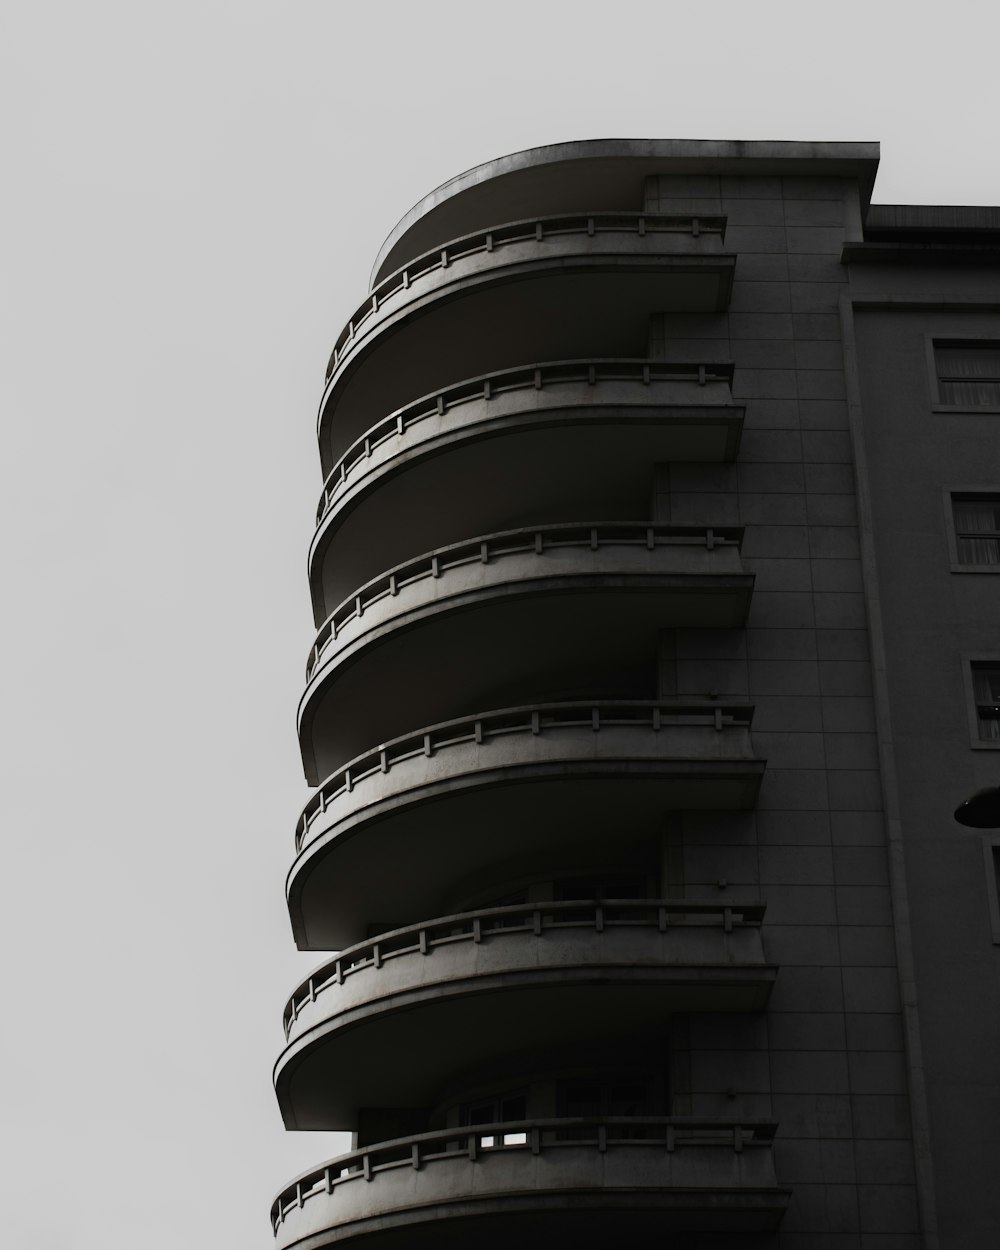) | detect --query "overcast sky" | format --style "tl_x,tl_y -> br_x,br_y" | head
2,2 -> 999,1248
